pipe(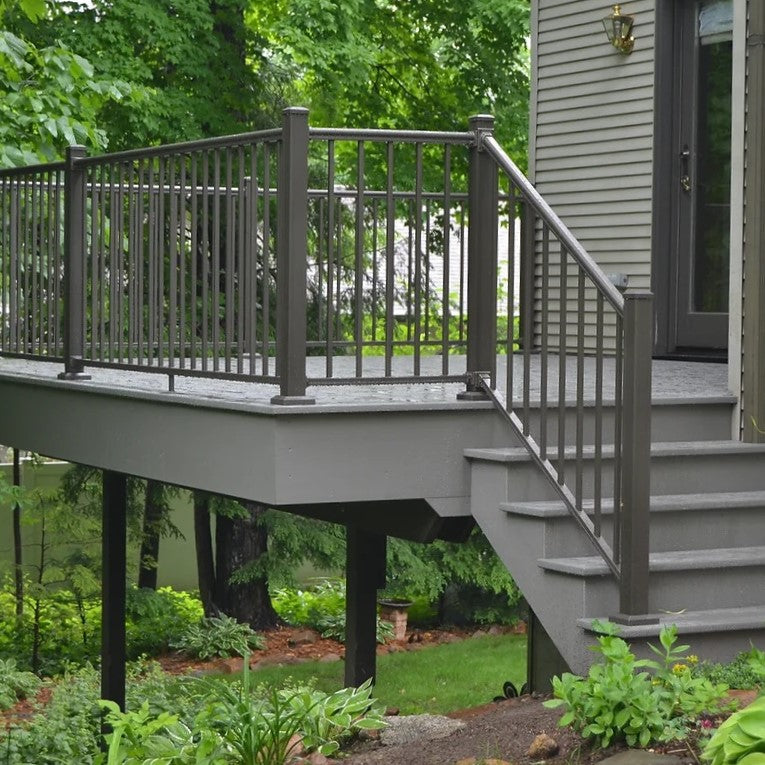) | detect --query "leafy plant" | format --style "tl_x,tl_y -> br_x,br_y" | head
545,622 -> 728,748
703,695 -> 765,765
317,612 -> 394,645
695,646 -> 765,690
0,658 -> 40,710
170,615 -> 265,660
